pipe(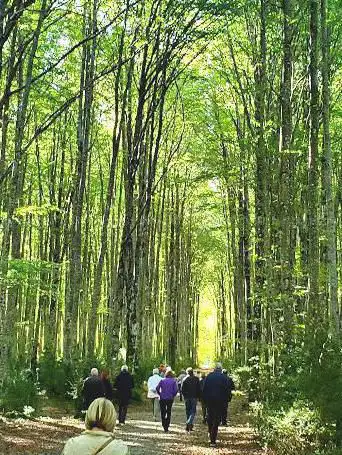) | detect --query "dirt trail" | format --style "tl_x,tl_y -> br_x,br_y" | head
0,396 -> 265,454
